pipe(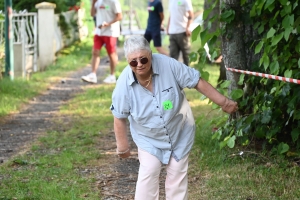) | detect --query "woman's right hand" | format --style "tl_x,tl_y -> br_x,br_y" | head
117,148 -> 131,158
